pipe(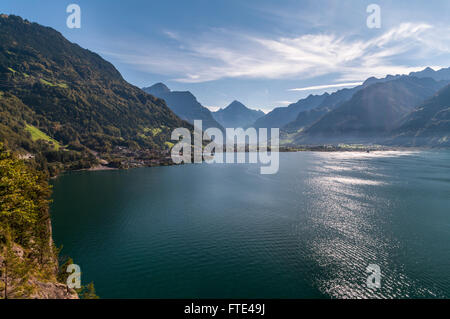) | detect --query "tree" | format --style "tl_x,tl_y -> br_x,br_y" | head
1,227 -> 33,298
0,143 -> 50,298
0,143 -> 98,299
79,282 -> 99,299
